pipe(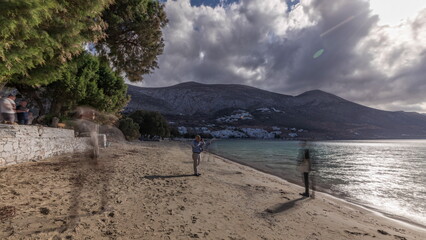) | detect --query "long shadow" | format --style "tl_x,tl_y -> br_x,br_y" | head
143,174 -> 195,180
67,155 -> 112,231
265,197 -> 307,214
